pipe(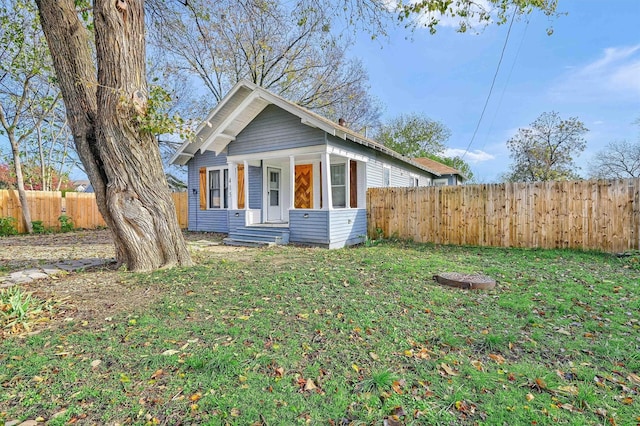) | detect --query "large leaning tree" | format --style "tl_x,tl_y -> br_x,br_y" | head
35,0 -> 192,271
35,0 -> 557,272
